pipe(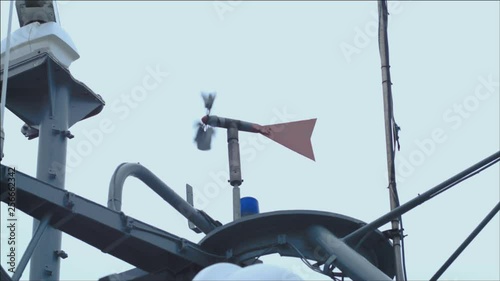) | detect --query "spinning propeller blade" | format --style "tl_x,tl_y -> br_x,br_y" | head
194,92 -> 217,151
